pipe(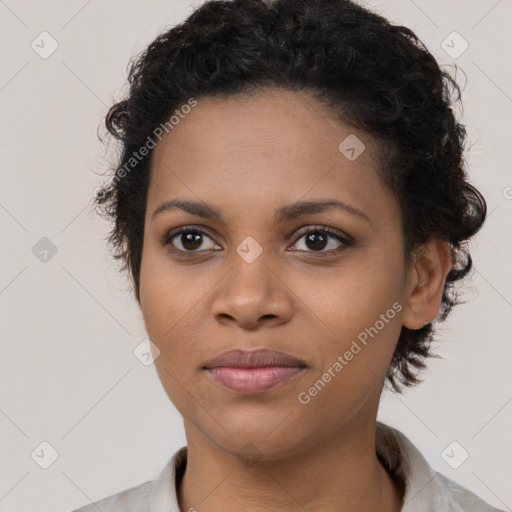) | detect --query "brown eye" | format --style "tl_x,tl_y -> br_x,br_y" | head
164,228 -> 221,253
177,230 -> 203,251
290,227 -> 352,255
303,231 -> 329,251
